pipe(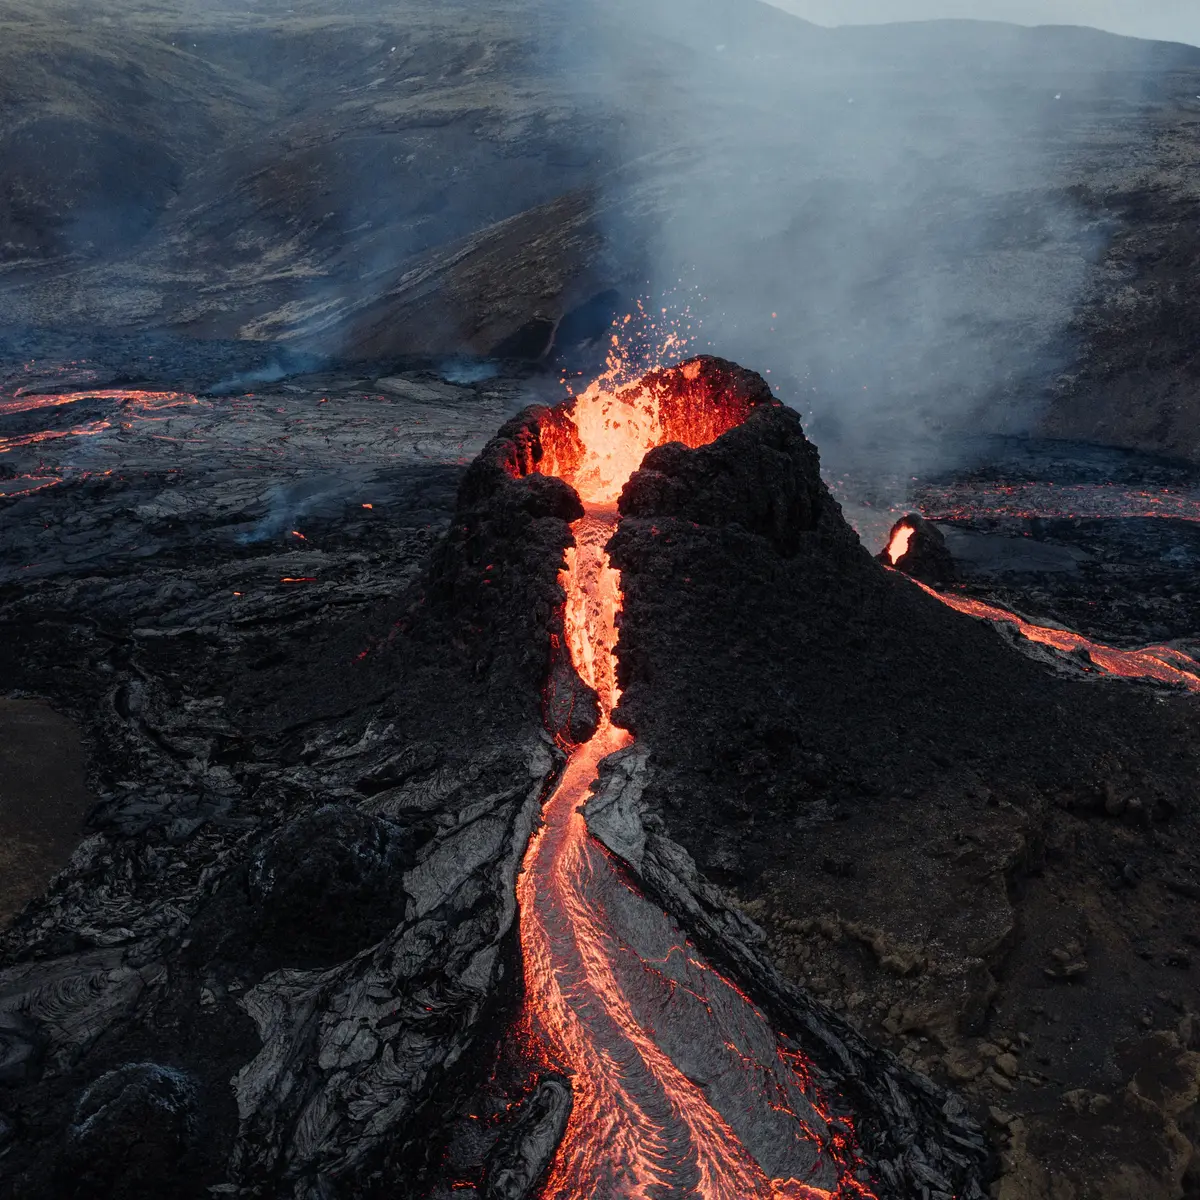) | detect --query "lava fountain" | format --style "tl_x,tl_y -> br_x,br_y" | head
515,360 -> 875,1199
883,524 -> 914,566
